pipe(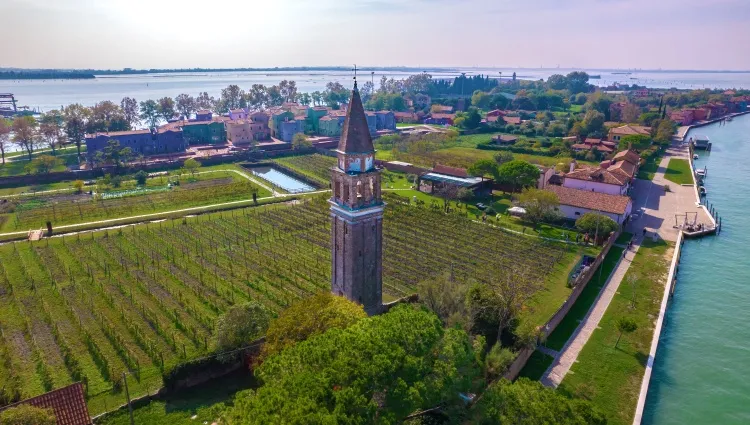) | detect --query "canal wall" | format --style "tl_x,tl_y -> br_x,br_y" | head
633,231 -> 684,424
